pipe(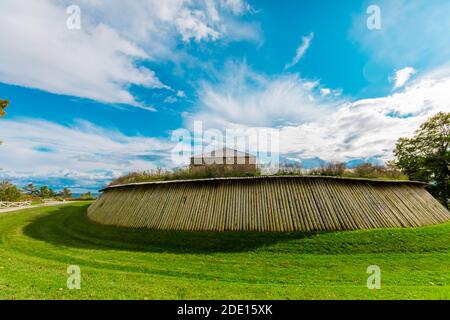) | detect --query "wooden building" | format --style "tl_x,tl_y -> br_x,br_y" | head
190,147 -> 256,173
